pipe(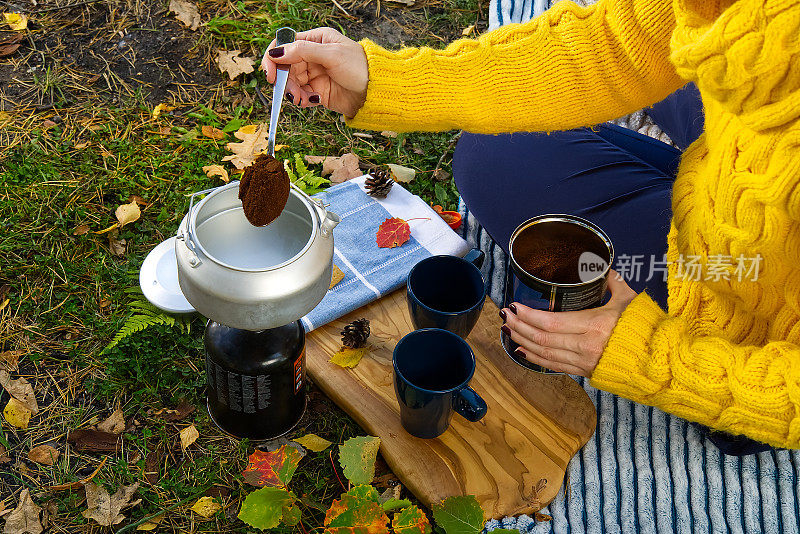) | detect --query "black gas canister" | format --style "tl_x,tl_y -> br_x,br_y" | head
204,320 -> 306,440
